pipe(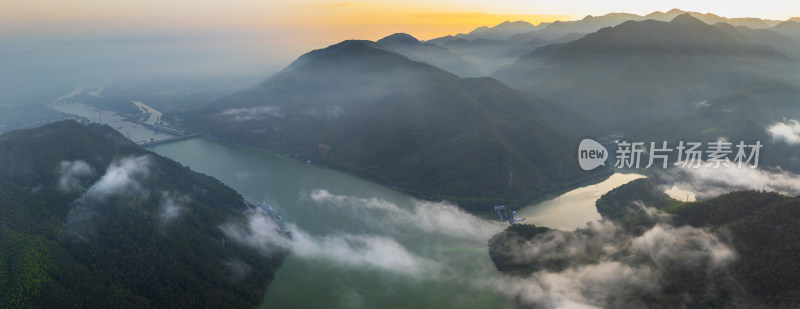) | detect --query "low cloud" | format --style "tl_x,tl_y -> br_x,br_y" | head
661,164 -> 800,199
288,225 -> 440,277
220,105 -> 283,121
487,217 -> 738,308
158,191 -> 189,224
767,119 -> 800,145
220,212 -> 292,255
223,189 -> 744,306
310,189 -> 505,240
633,225 -> 735,269
85,156 -> 151,200
220,211 -> 440,277
56,160 -> 94,192
63,155 -> 152,240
